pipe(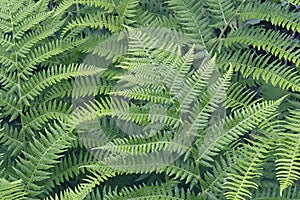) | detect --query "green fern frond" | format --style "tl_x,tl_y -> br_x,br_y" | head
13,122 -> 75,197
16,19 -> 64,57
218,50 -> 300,91
114,0 -> 139,25
275,110 -> 300,196
53,0 -> 115,17
43,150 -> 95,193
176,56 -> 216,108
92,33 -> 128,62
196,97 -> 285,166
136,10 -> 179,28
252,185 -> 300,200
19,38 -> 88,77
72,98 -> 112,124
20,63 -> 104,102
224,138 -> 271,200
182,67 -> 232,139
48,164 -> 118,200
0,124 -> 23,157
62,12 -> 122,36
200,152 -> 237,199
163,160 -> 200,190
112,87 -> 172,105
0,178 -> 27,200
103,151 -> 174,174
22,101 -> 72,136
167,0 -> 213,48
224,27 -> 300,67
102,182 -> 198,200
239,1 -> 300,33
225,83 -> 260,111
206,0 -> 237,29
288,0 -> 300,6
93,131 -> 189,155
